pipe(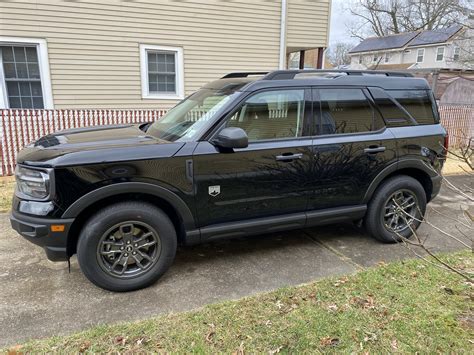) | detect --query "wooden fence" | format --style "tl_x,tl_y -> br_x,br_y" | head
1,105 -> 473,176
